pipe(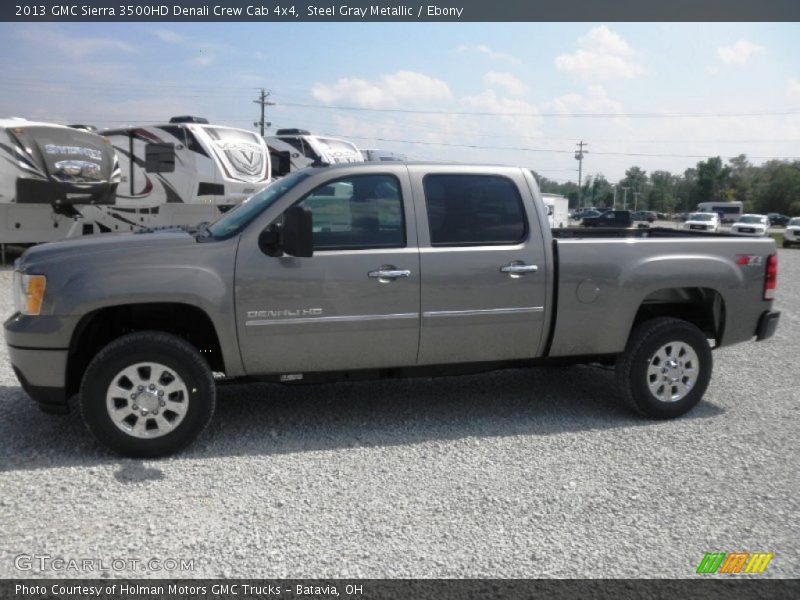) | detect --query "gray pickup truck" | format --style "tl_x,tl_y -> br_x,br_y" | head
5,163 -> 780,456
